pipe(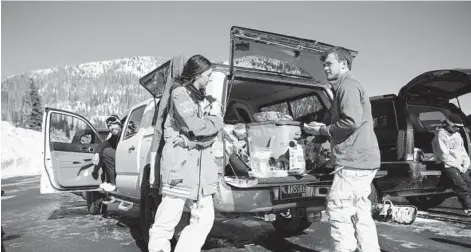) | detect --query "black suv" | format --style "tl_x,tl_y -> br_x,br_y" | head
370,69 -> 471,209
